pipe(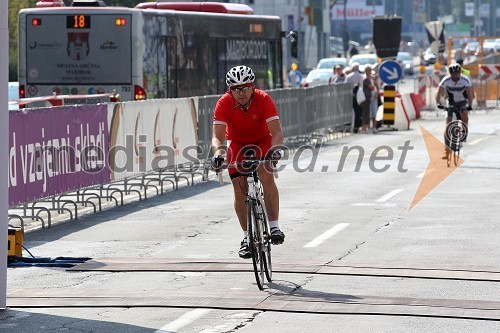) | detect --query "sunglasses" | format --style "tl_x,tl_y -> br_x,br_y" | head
231,86 -> 253,93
